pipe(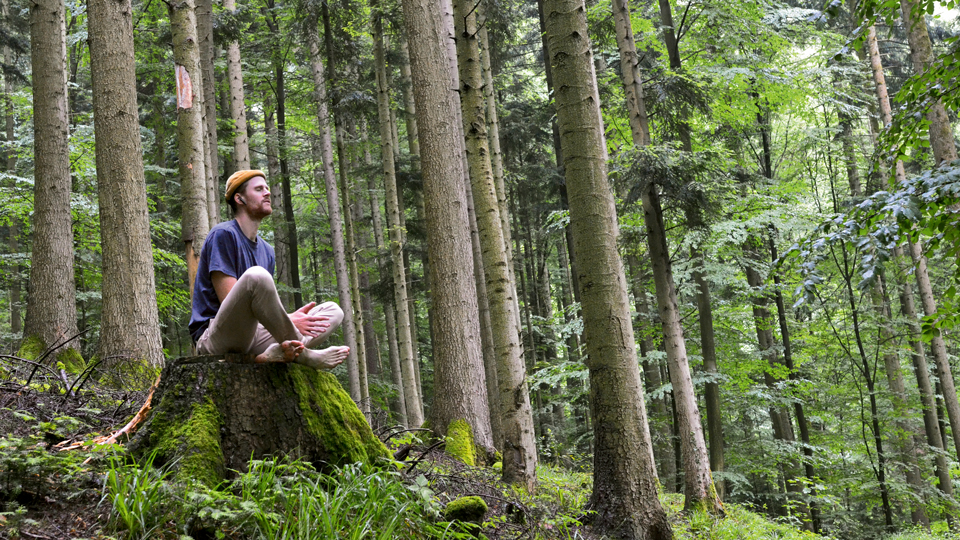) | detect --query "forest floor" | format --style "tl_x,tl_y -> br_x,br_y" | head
0,380 -> 950,540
